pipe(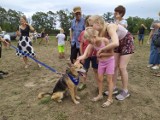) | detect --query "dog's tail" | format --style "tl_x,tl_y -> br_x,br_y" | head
38,92 -> 52,99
